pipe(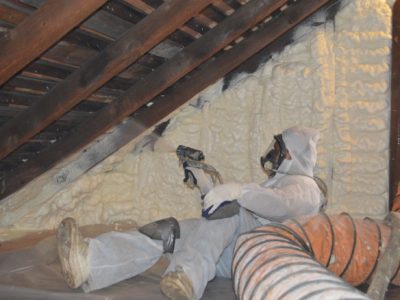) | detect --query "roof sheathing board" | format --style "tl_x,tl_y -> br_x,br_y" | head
0,0 -> 340,200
